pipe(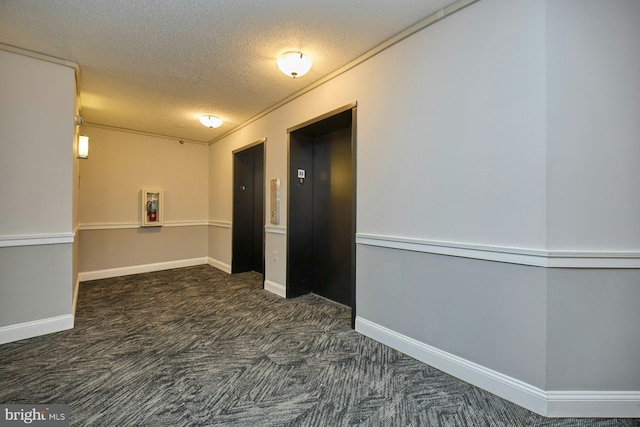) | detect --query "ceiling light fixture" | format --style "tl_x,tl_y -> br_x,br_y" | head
276,52 -> 312,78
199,115 -> 223,128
